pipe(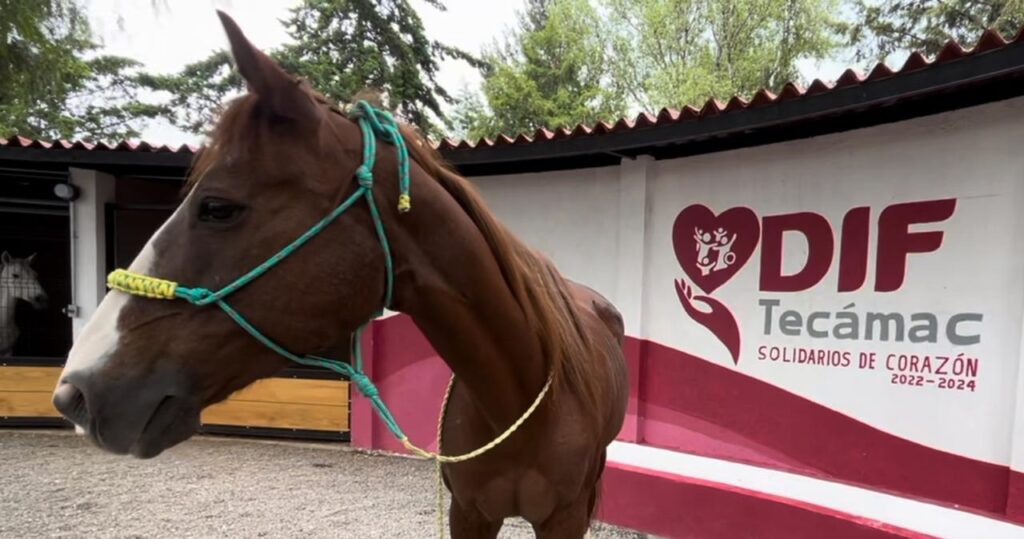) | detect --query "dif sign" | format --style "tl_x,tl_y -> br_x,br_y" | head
663,192 -> 1008,462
